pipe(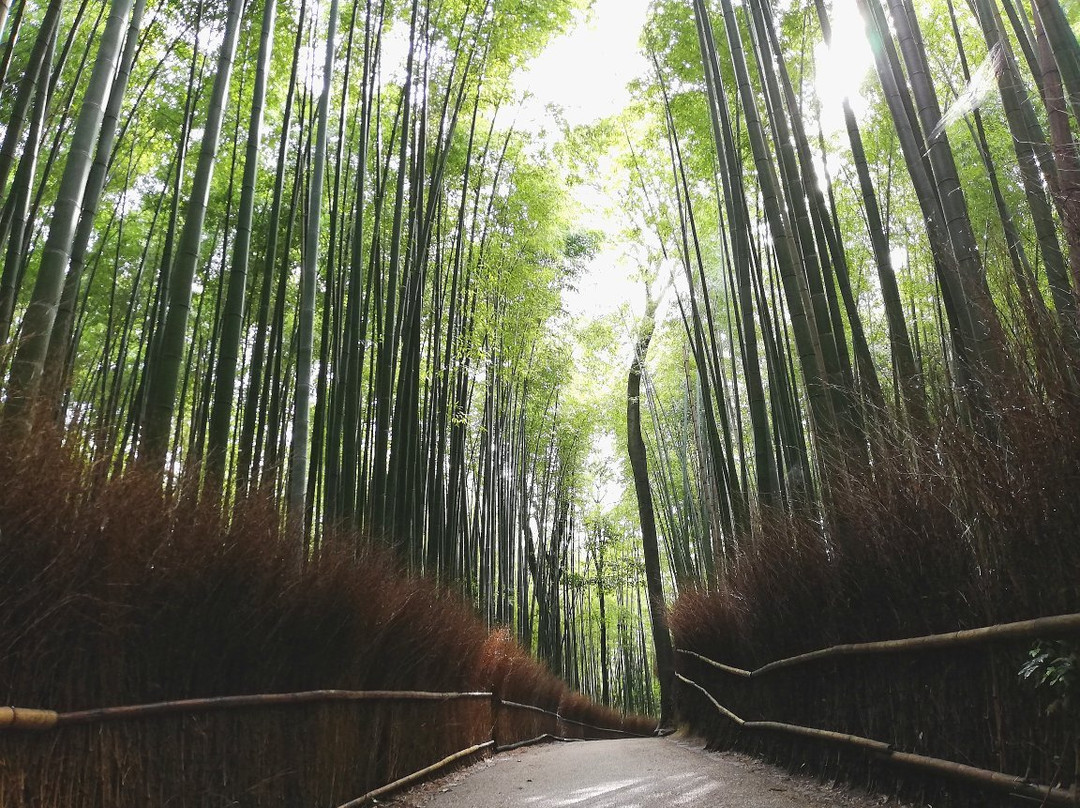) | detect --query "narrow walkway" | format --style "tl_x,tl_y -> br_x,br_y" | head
396,736 -> 888,807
